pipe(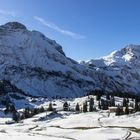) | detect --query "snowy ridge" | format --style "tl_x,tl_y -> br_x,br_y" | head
82,44 -> 140,94
0,22 -> 140,97
85,44 -> 140,67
